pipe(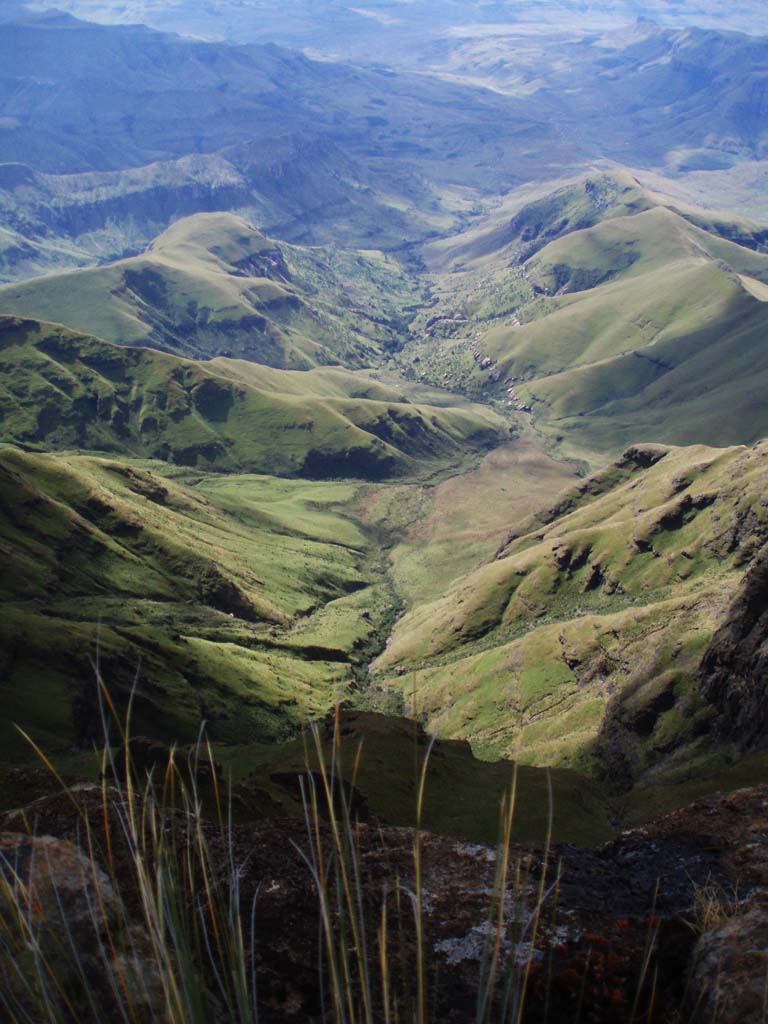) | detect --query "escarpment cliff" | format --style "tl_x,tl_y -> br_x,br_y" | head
698,541 -> 768,749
